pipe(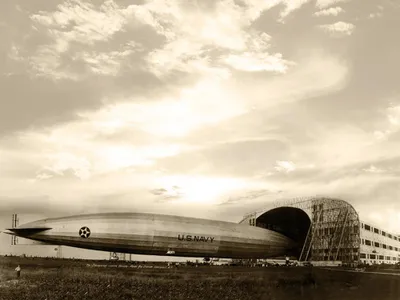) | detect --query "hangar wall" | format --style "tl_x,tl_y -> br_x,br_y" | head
240,196 -> 362,265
